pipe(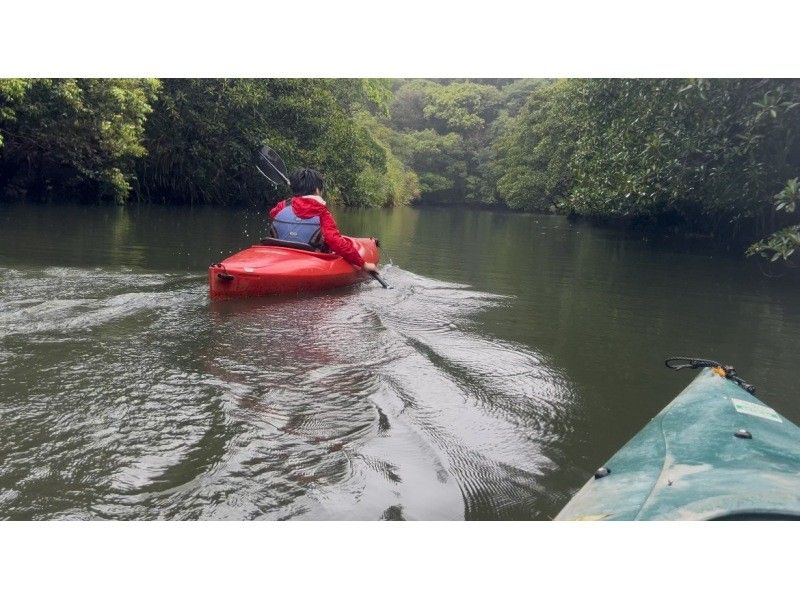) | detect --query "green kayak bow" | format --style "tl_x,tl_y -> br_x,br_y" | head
556,361 -> 800,521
